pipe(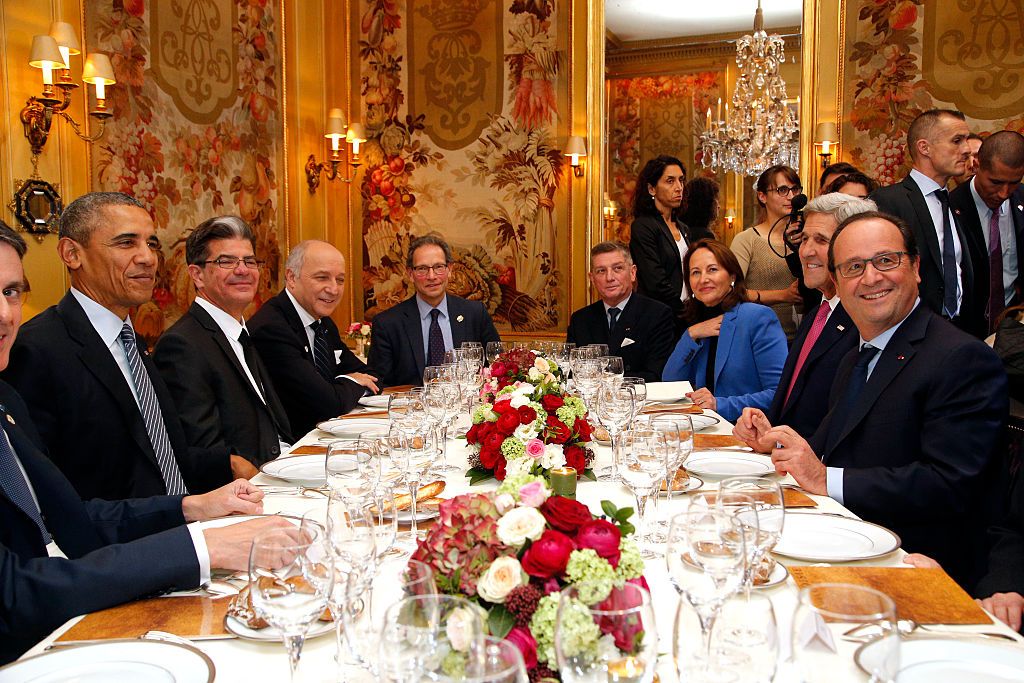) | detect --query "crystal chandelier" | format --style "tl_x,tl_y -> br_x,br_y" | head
700,1 -> 799,176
